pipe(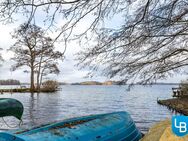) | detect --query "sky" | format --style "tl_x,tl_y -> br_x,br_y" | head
0,5 -> 186,83
0,16 -> 109,83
